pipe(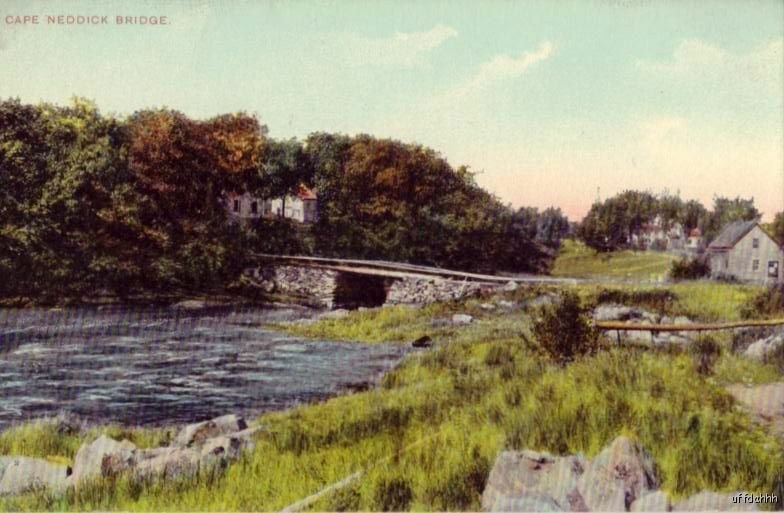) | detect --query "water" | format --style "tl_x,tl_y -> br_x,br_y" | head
0,305 -> 410,429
